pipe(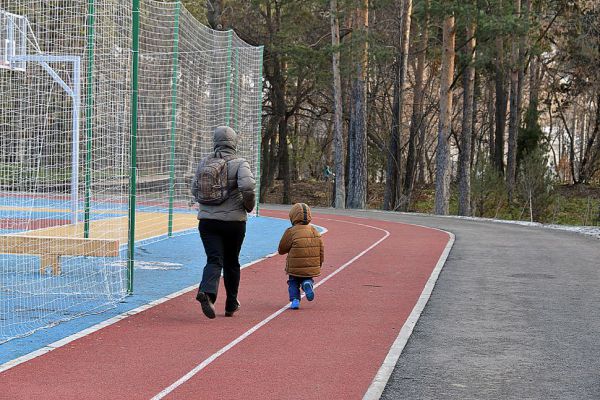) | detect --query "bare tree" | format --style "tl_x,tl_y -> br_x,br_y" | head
330,0 -> 346,208
347,0 -> 369,209
494,36 -> 507,174
434,13 -> 455,215
402,0 -> 429,211
384,0 -> 412,210
458,20 -> 476,216
507,0 -> 522,201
